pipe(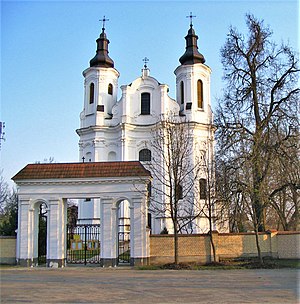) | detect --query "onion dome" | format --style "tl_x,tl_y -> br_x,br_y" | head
179,24 -> 205,65
90,27 -> 114,68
